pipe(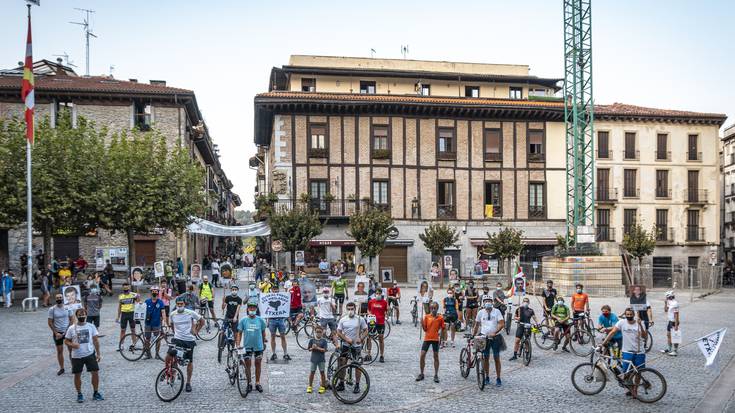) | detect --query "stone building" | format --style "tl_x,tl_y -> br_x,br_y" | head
252,55 -> 726,284
722,124 -> 735,264
0,59 -> 239,273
